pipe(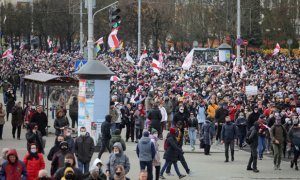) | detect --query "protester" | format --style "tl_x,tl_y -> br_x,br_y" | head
148,103 -> 163,139
136,131 -> 156,180
47,135 -> 65,161
30,105 -> 48,137
37,169 -> 51,180
54,110 -> 70,136
270,116 -> 287,170
51,141 -> 72,176
23,143 -> 45,180
288,117 -> 300,171
221,116 -> 237,162
0,103 -> 5,140
201,119 -> 214,155
98,115 -> 112,159
235,112 -> 247,149
85,158 -> 107,180
63,127 -> 75,153
109,129 -> 126,151
134,104 -> 146,142
54,153 -> 83,180
106,142 -> 130,180
187,112 -> 198,151
26,123 -> 44,154
69,96 -> 78,130
11,101 -> 23,140
6,88 -> 15,121
0,149 -> 28,179
247,122 -> 260,173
